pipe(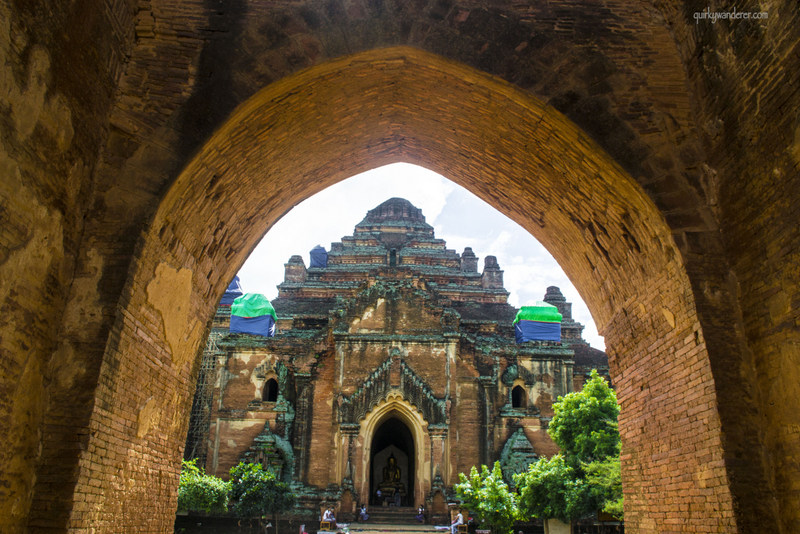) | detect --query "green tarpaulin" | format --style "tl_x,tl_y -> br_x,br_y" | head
231,293 -> 277,319
513,302 -> 562,324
